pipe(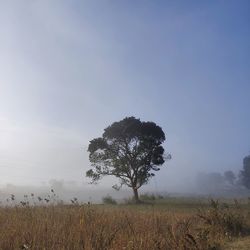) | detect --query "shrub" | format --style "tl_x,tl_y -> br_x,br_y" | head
140,193 -> 156,201
140,193 -> 166,201
102,195 -> 117,205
